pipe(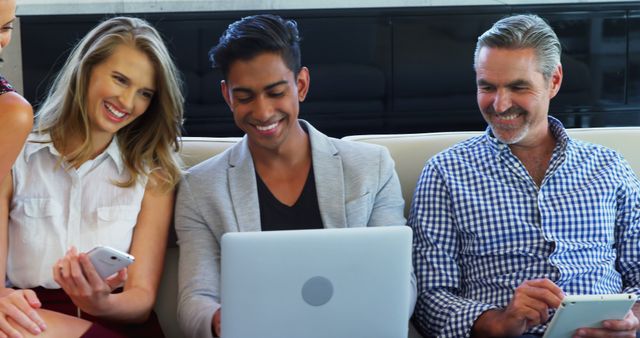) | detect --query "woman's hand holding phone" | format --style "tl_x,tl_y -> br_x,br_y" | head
52,246 -> 130,316
0,288 -> 47,337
